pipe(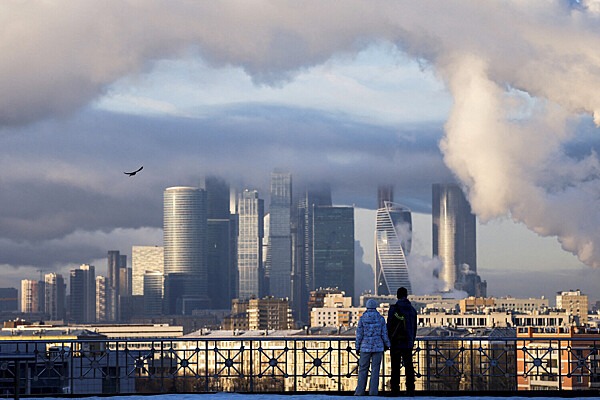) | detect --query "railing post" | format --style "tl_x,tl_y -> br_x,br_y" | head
470,340 -> 474,391
13,359 -> 20,400
293,339 -> 297,392
425,340 -> 431,391
558,339 -> 562,391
